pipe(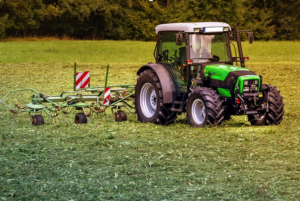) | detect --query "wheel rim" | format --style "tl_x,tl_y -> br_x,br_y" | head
191,99 -> 206,125
140,83 -> 157,118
